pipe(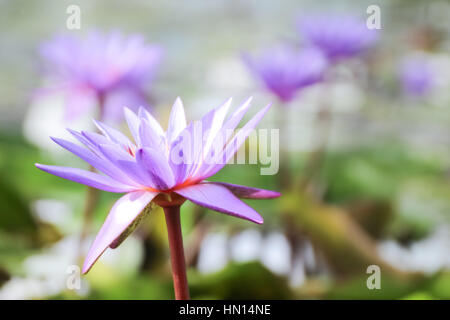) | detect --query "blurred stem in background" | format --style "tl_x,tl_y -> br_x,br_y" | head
281,190 -> 409,279
185,206 -> 209,268
275,102 -> 292,190
297,80 -> 333,196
